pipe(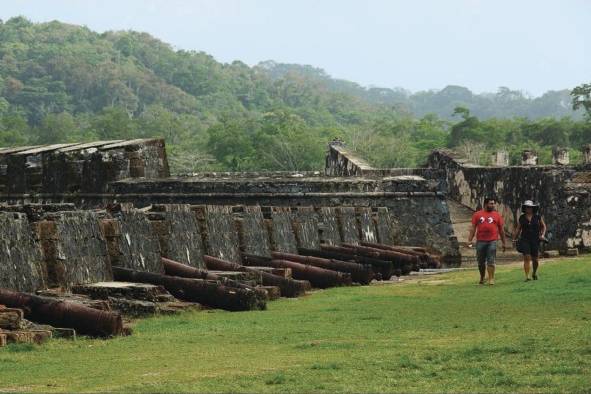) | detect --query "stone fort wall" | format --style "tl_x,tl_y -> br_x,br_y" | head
427,149 -> 591,252
0,200 -> 458,293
